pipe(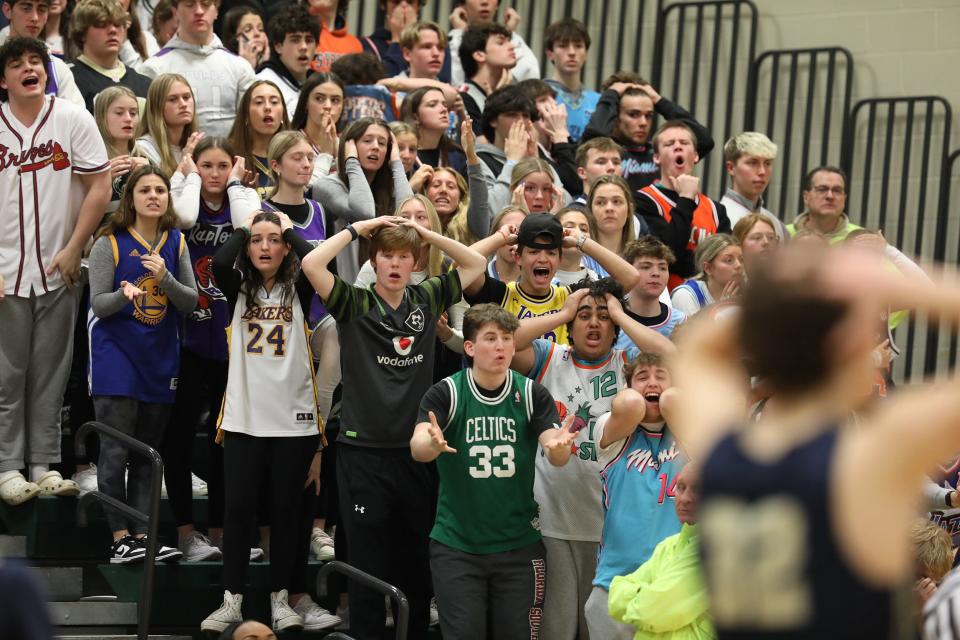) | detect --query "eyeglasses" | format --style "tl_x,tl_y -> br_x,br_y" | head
811,186 -> 845,196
